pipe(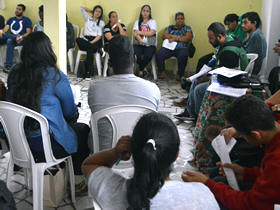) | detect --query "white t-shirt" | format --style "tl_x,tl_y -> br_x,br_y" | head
133,19 -> 157,46
88,167 -> 220,210
80,8 -> 105,37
